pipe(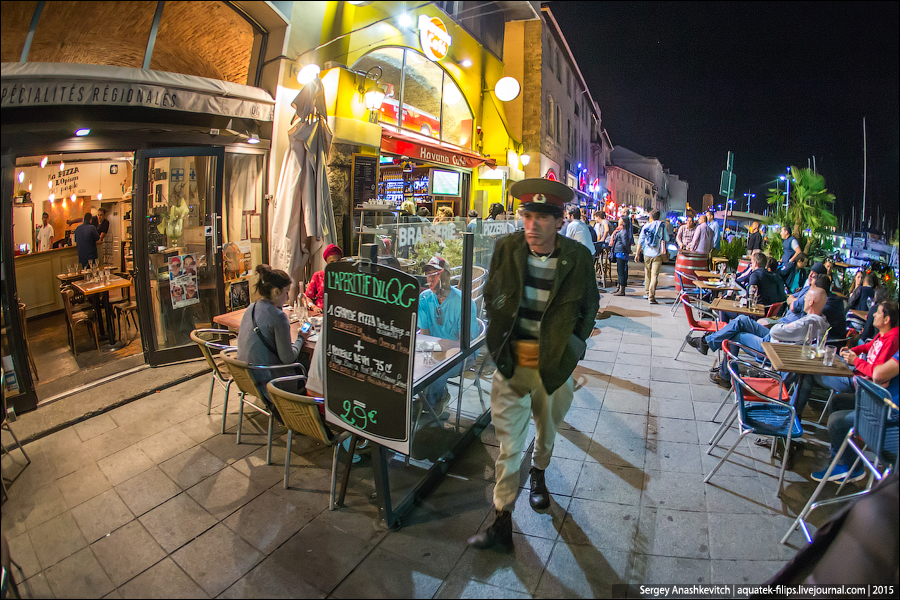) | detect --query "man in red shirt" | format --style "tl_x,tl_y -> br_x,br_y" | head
792,300 -> 899,419
305,244 -> 343,309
